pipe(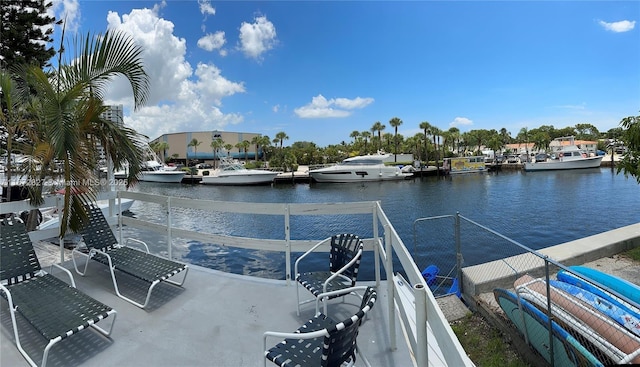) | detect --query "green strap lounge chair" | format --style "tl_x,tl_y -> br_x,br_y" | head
0,217 -> 116,367
72,205 -> 188,309
295,233 -> 364,316
264,286 -> 376,367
